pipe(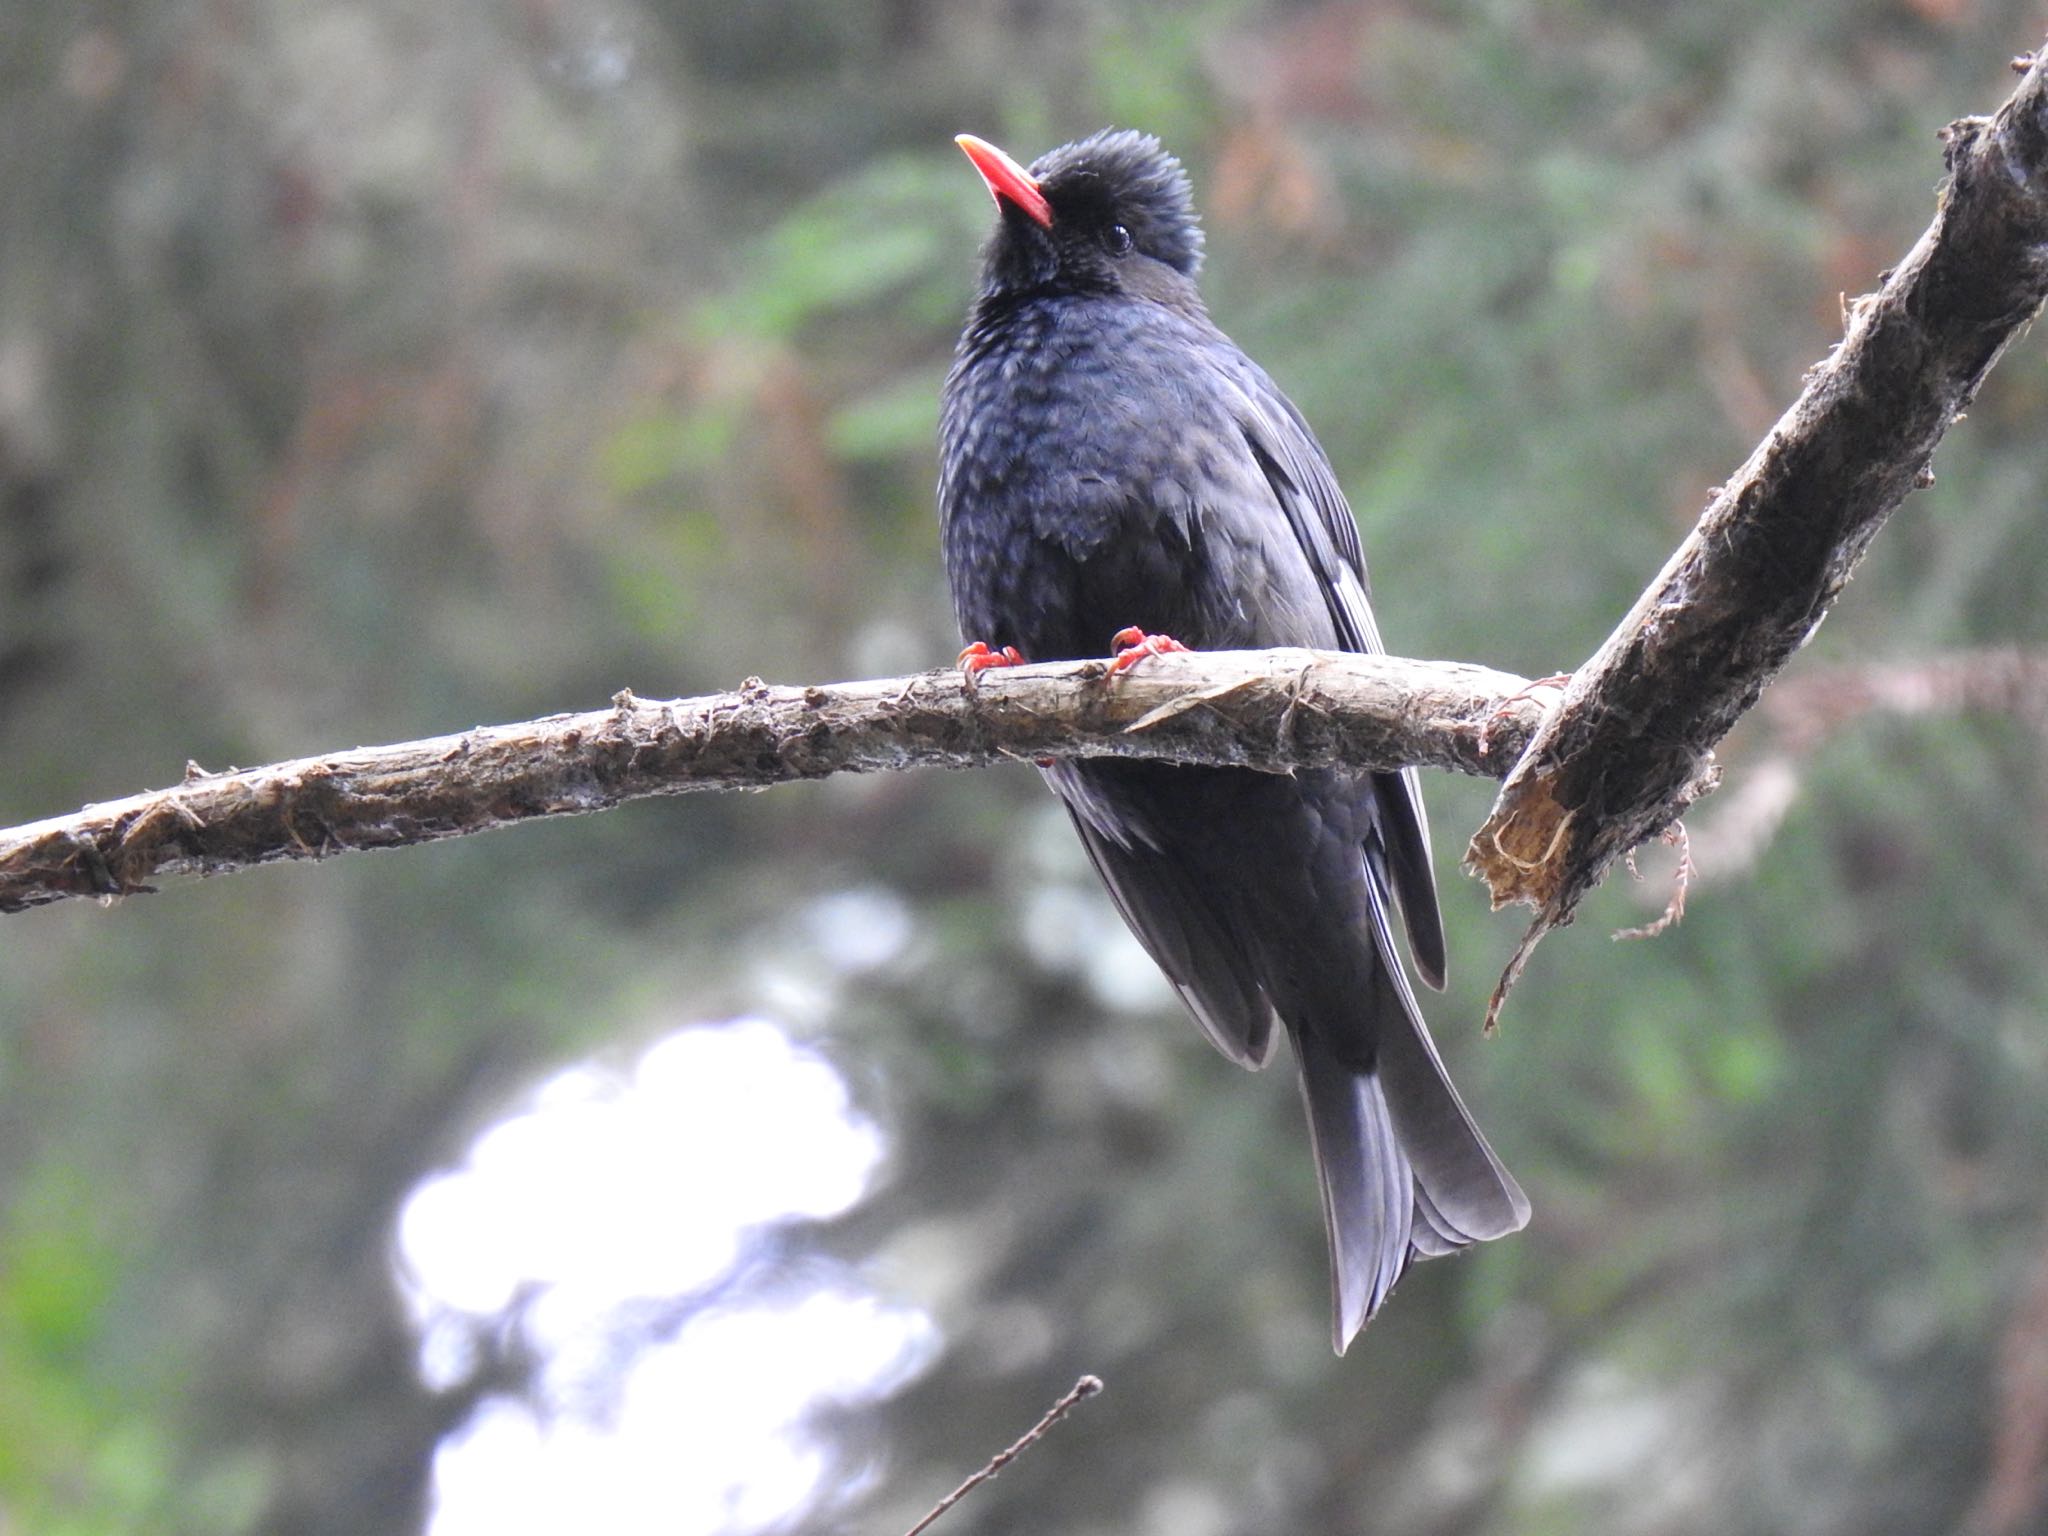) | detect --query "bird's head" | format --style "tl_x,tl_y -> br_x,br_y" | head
956,128 -> 1205,300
